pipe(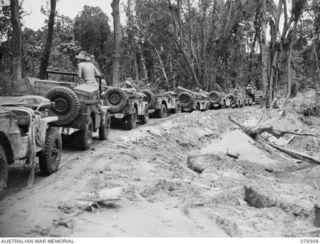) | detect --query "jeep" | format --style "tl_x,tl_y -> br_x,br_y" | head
19,70 -> 111,150
141,90 -> 181,118
0,95 -> 62,192
176,86 -> 210,112
102,87 -> 149,130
